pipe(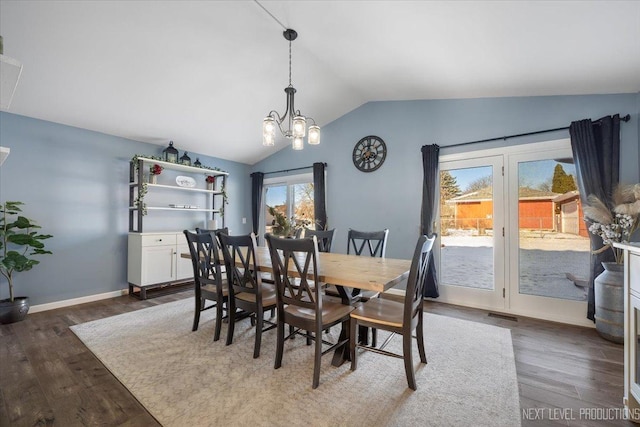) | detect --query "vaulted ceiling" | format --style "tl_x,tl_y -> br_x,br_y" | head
1,1 -> 639,164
